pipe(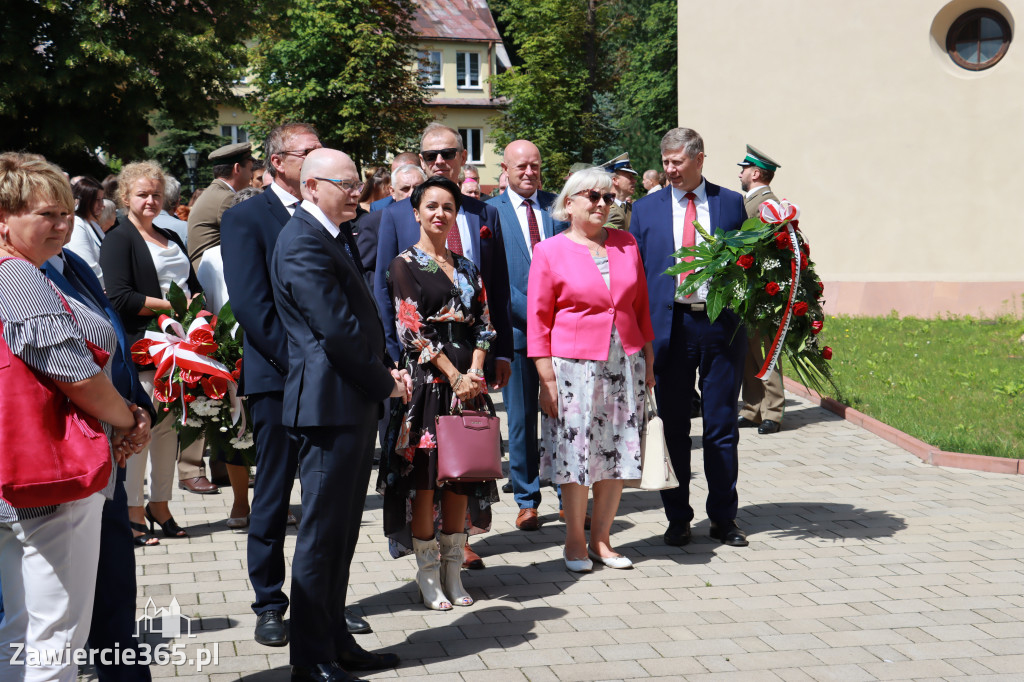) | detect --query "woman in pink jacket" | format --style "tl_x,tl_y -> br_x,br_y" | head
527,167 -> 655,572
